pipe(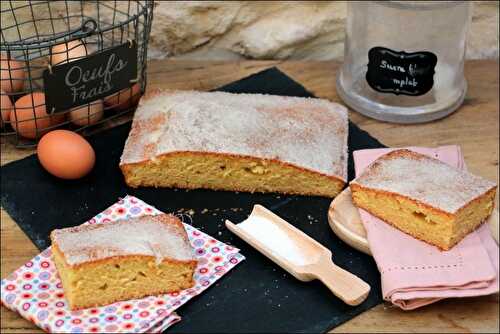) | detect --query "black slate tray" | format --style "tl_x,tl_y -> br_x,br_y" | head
1,67 -> 385,333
